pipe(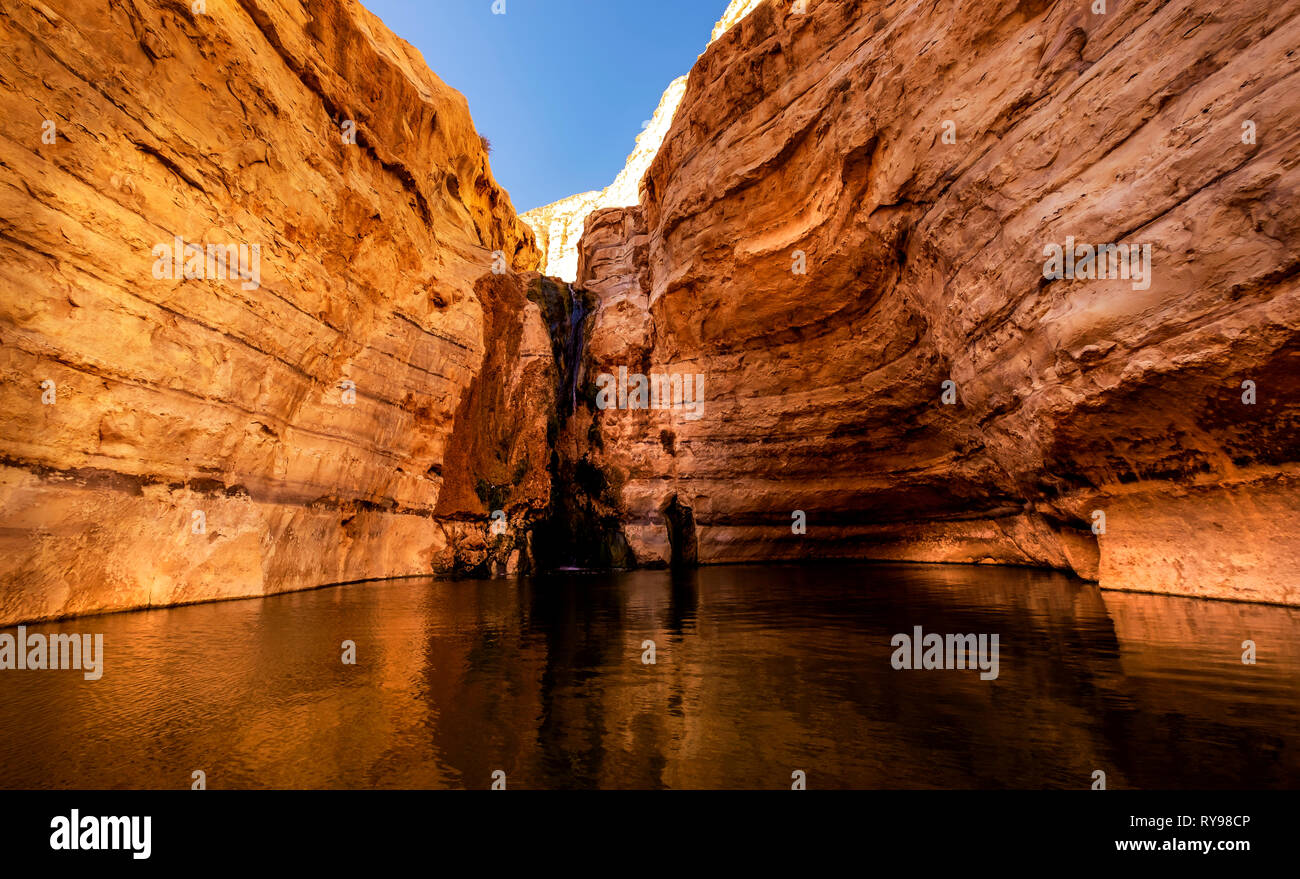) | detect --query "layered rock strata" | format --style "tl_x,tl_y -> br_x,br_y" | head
0,0 -> 552,624
575,0 -> 1300,605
